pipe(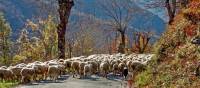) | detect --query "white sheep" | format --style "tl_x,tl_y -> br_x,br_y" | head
84,64 -> 92,77
87,61 -> 98,74
100,62 -> 109,78
20,66 -> 37,83
64,60 -> 72,73
112,63 -> 119,76
79,62 -> 86,78
71,61 -> 80,78
118,62 -> 126,76
47,65 -> 60,81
